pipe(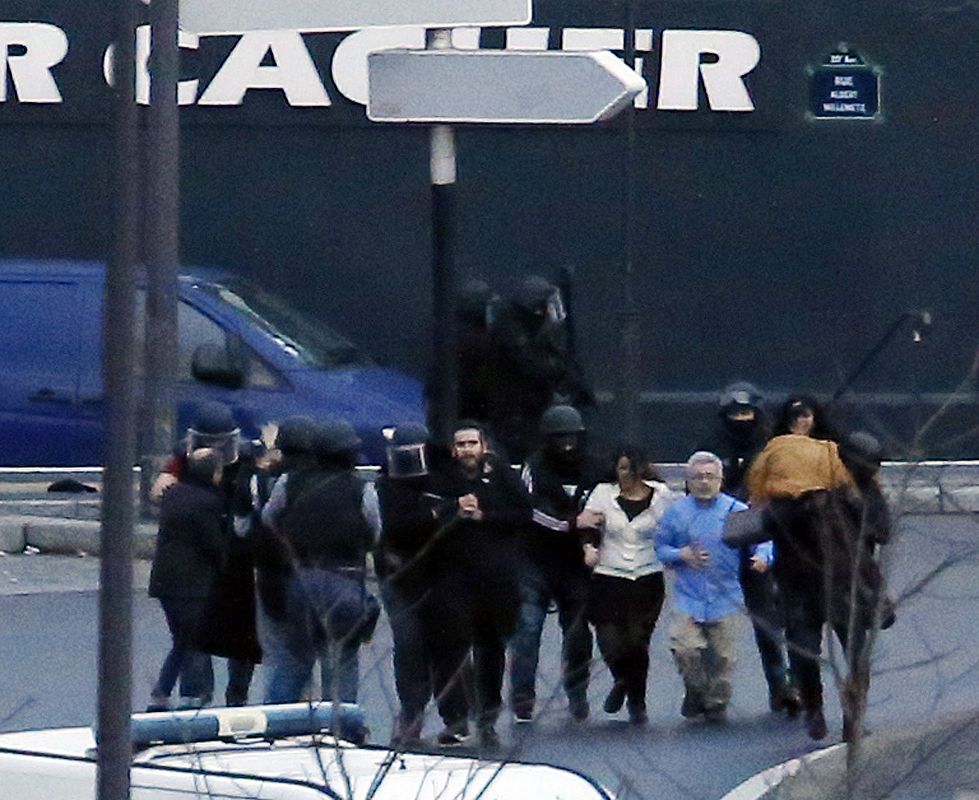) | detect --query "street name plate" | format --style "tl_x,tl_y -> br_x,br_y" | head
179,0 -> 532,35
368,49 -> 646,124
